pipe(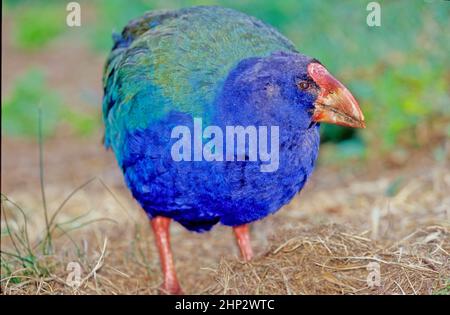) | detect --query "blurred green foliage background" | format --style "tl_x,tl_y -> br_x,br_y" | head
2,0 -> 449,164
